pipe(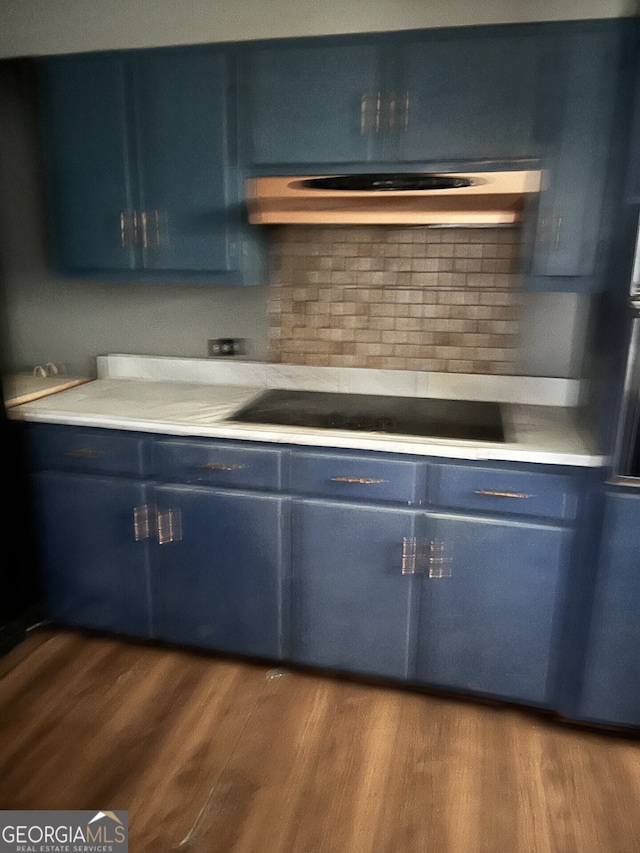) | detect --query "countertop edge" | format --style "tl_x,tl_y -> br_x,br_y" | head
9,408 -> 608,468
